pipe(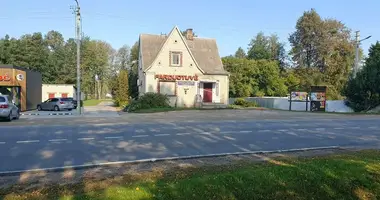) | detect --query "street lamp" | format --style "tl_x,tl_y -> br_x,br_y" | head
354,31 -> 371,77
